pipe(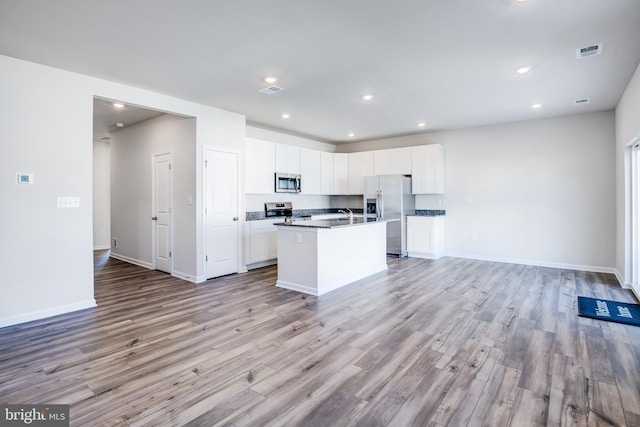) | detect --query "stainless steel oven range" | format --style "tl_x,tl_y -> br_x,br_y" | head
265,202 -> 293,218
